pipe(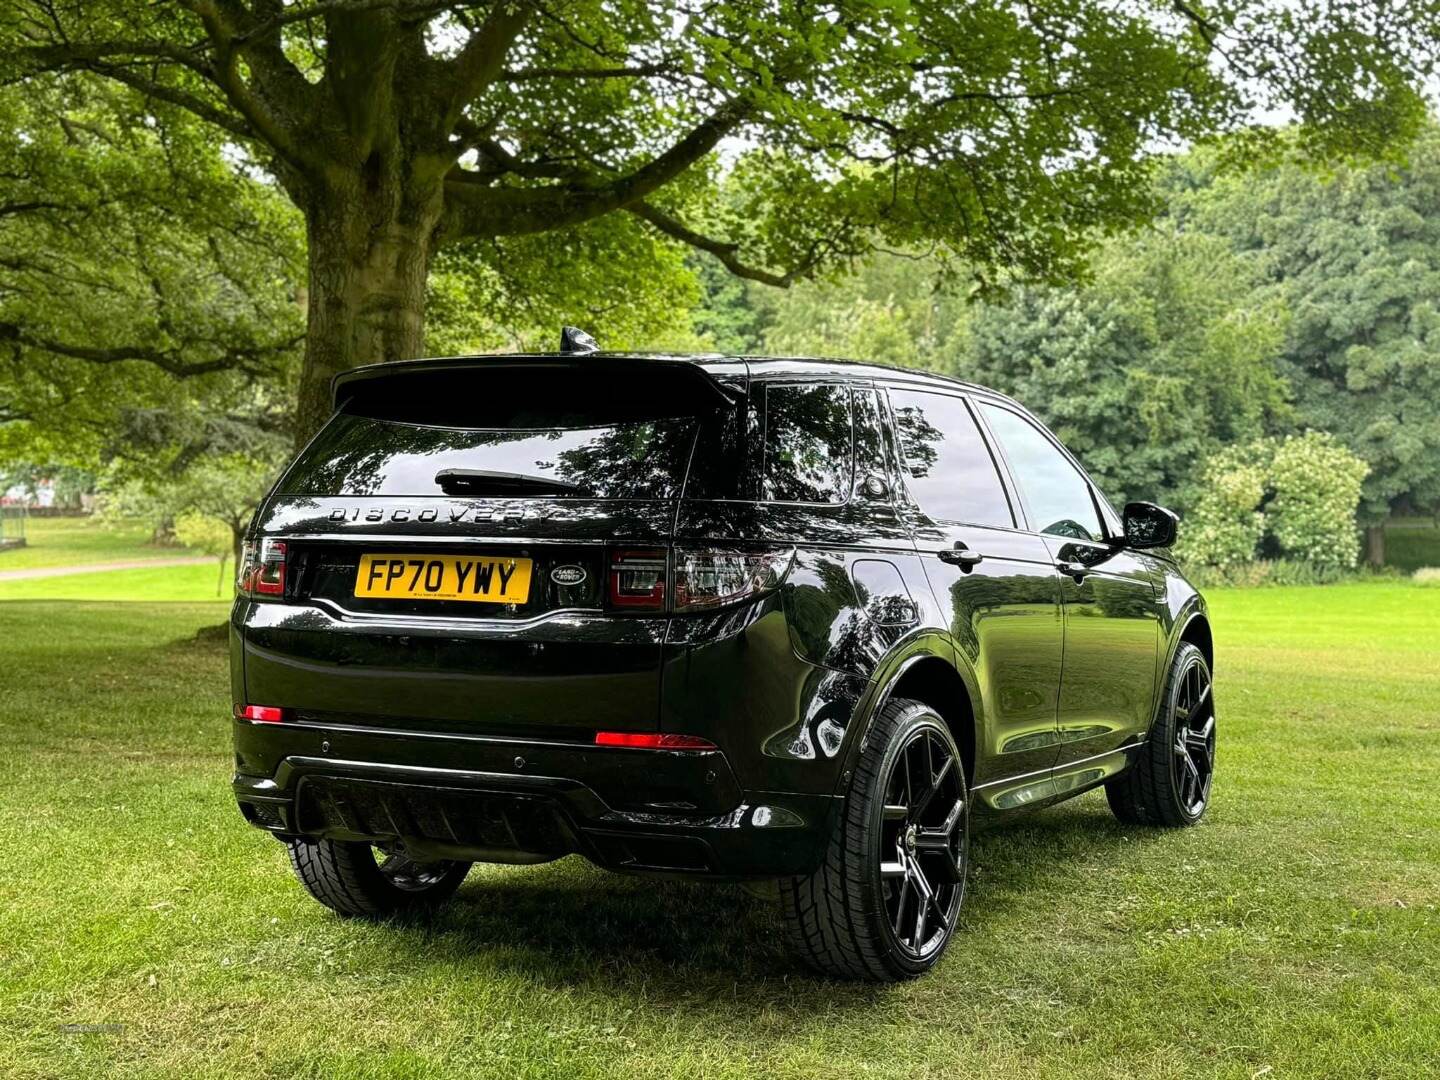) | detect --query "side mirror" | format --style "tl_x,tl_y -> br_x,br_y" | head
1122,501 -> 1178,549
